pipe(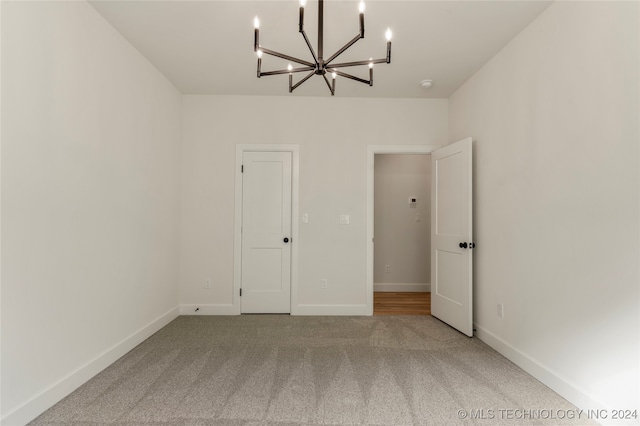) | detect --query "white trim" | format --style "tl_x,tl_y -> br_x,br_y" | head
179,304 -> 235,315
1,306 -> 179,426
294,304 -> 368,316
0,2 -> 4,423
366,145 -> 440,316
474,325 -> 611,418
234,144 -> 299,315
374,283 -> 431,292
